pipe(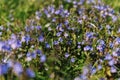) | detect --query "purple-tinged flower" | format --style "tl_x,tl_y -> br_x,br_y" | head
35,11 -> 42,20
21,35 -> 26,42
38,35 -> 44,42
104,54 -> 112,60
48,6 -> 55,14
26,68 -> 35,78
110,66 -> 116,73
85,32 -> 94,40
13,62 -> 23,76
84,46 -> 93,51
58,37 -> 63,42
56,32 -> 62,37
106,25 -> 111,30
0,41 -> 5,51
64,32 -> 68,38
26,52 -> 32,62
112,51 -> 118,57
83,66 -> 89,75
31,52 -> 36,59
59,27 -> 64,32
65,52 -> 70,58
71,58 -> 75,63
25,34 -> 31,44
97,45 -> 105,52
0,64 -> 9,75
55,10 -> 61,15
111,15 -> 117,22
64,20 -> 69,25
35,49 -> 42,55
2,45 -> 11,52
97,39 -> 105,45
78,19 -> 83,24
30,26 -> 35,30
11,34 -> 16,39
56,24 -> 62,30
6,59 -> 13,68
52,18 -> 56,22
73,1 -> 77,7
0,32 -> 2,36
25,26 -> 30,32
108,59 -> 115,66
109,42 -> 114,48
114,37 -> 120,45
35,26 -> 41,30
45,43 -> 50,48
98,64 -> 102,70
48,27 -> 52,31
77,45 -> 81,48
80,74 -> 87,80
40,55 -> 46,62
90,67 -> 97,75
44,9 -> 51,18
9,39 -> 21,49
53,41 -> 59,45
